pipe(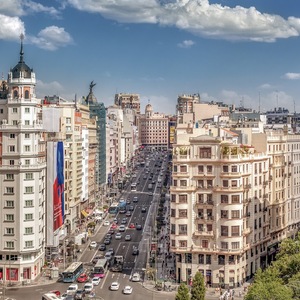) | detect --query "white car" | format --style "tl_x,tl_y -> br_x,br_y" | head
91,277 -> 101,286
67,283 -> 78,295
131,273 -> 140,282
110,282 -> 120,291
123,286 -> 133,295
115,233 -> 122,240
84,282 -> 94,293
119,225 -> 126,232
90,241 -> 97,249
103,220 -> 110,226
